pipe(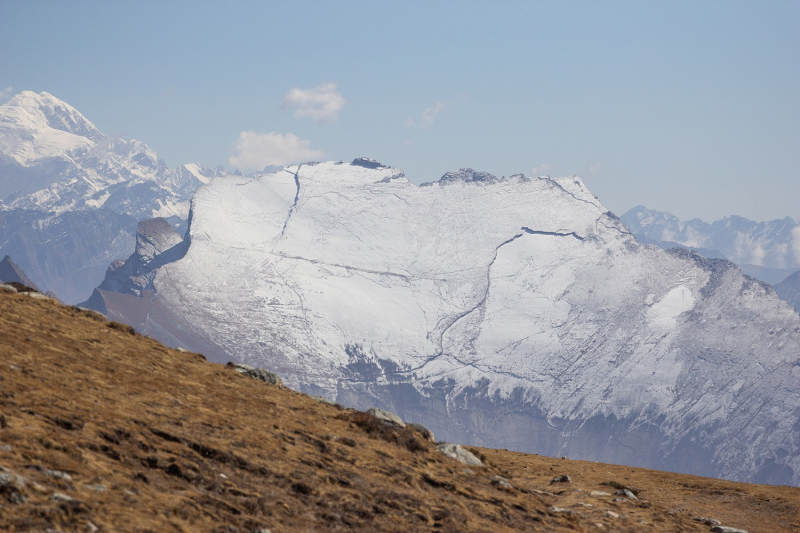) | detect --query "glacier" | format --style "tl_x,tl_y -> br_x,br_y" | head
94,159 -> 800,485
